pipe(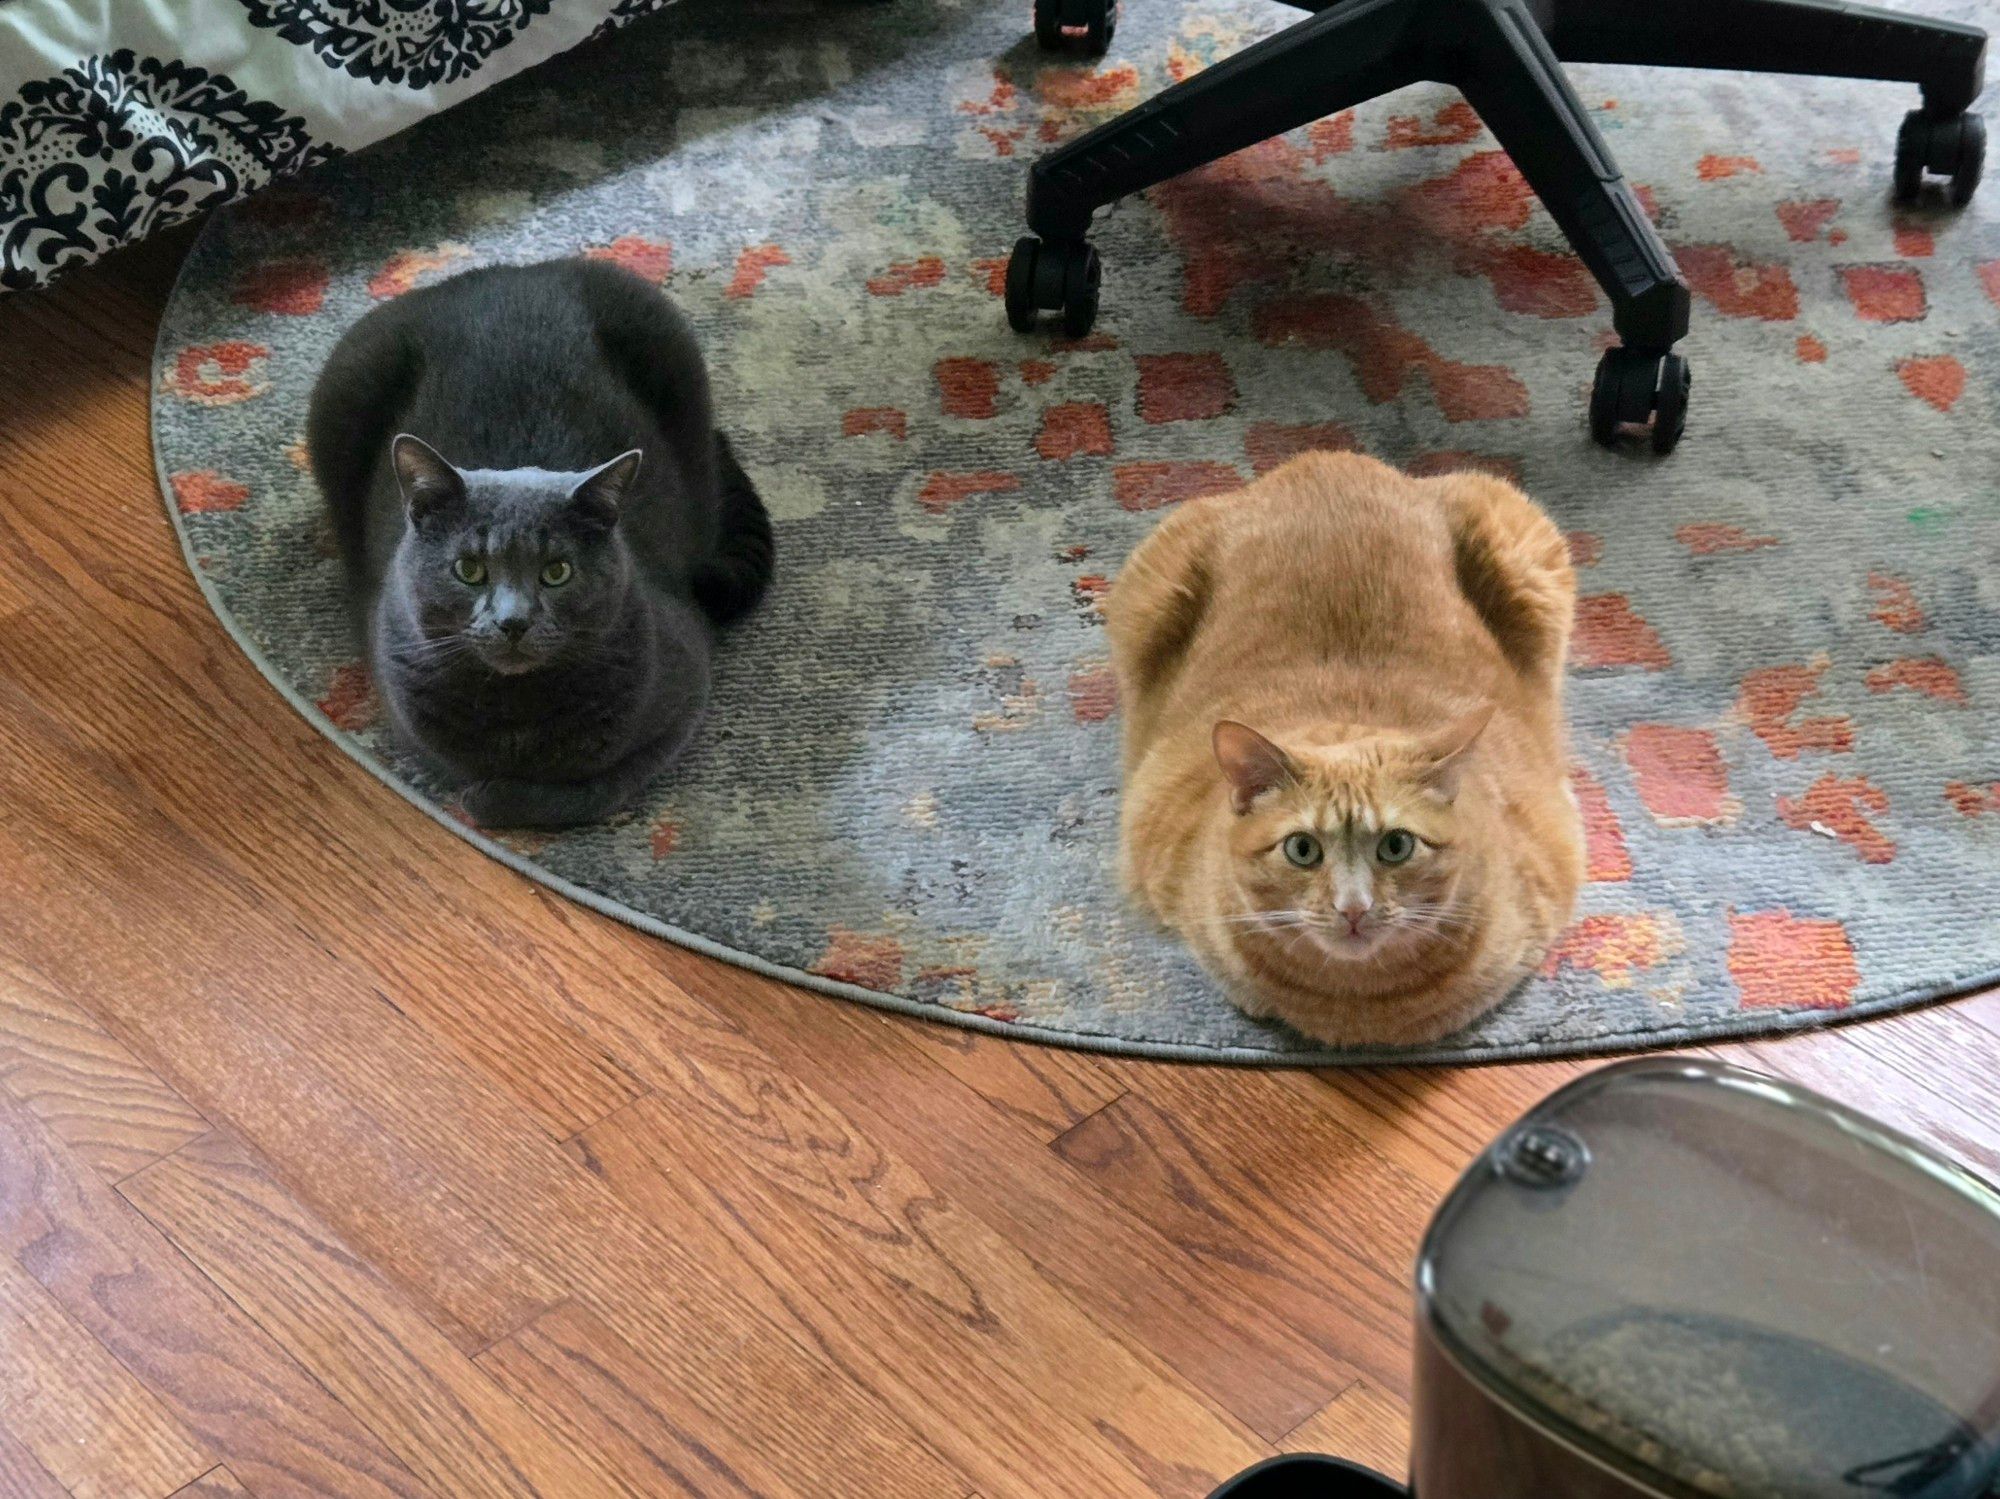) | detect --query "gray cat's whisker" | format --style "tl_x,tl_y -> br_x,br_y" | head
395,637 -> 474,660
